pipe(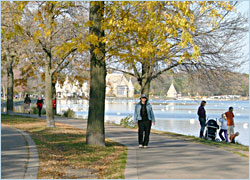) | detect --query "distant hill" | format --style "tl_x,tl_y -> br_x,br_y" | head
126,71 -> 249,97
